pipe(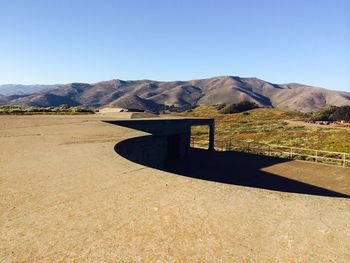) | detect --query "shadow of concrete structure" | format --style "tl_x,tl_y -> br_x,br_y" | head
108,119 -> 349,198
